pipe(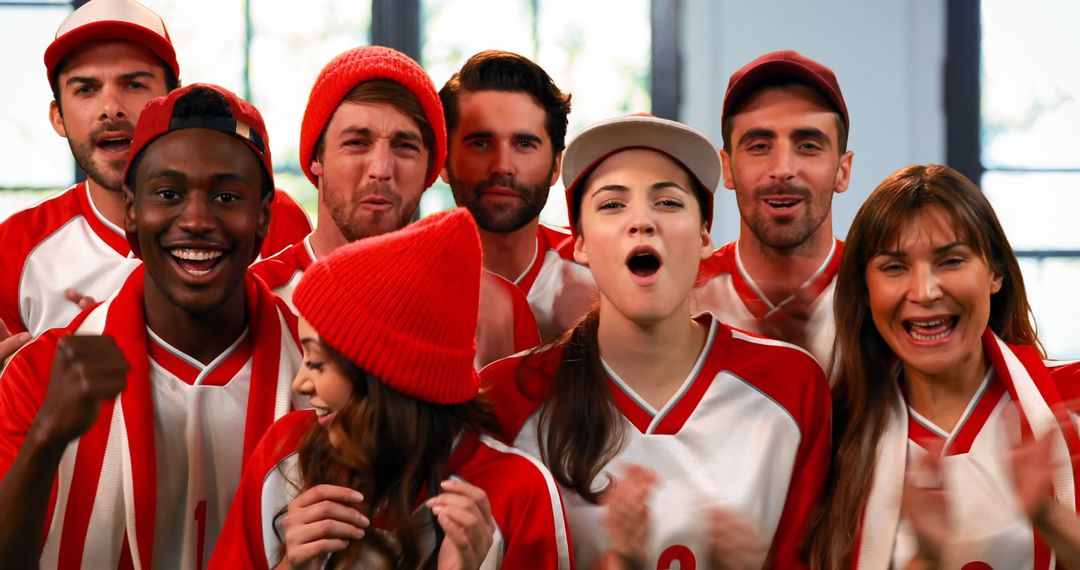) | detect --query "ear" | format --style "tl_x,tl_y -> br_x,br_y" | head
257,193 -> 273,240
439,165 -> 450,185
49,100 -> 67,138
990,269 -> 1004,295
720,148 -> 736,190
122,184 -> 137,235
549,153 -> 563,186
310,157 -> 324,179
699,224 -> 714,260
572,233 -> 589,266
833,150 -> 854,194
